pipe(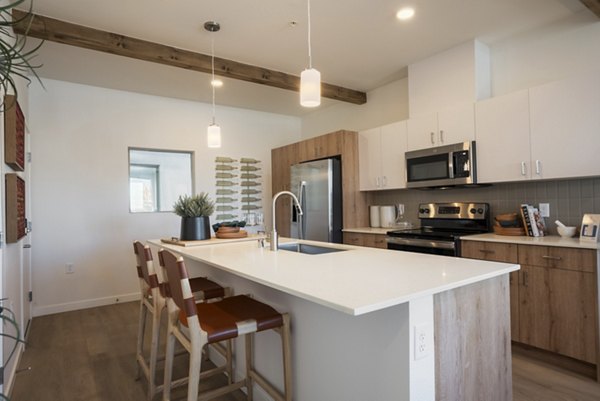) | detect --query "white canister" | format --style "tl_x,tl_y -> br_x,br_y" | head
369,206 -> 381,228
380,205 -> 396,228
